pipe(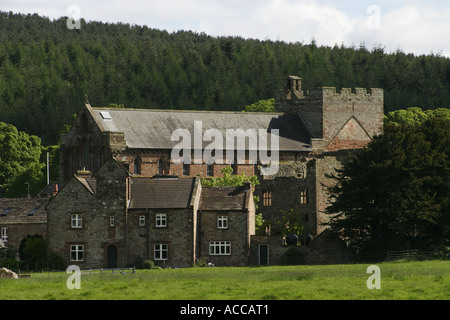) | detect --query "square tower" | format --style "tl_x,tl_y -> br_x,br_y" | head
275,76 -> 384,152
